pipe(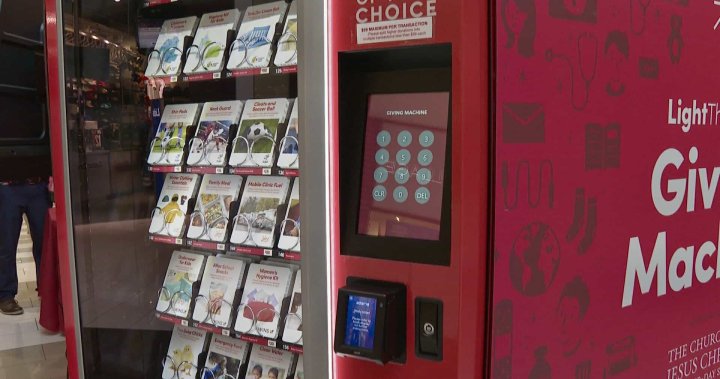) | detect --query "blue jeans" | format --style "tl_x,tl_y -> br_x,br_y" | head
0,183 -> 50,300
